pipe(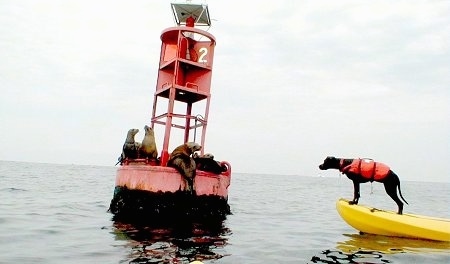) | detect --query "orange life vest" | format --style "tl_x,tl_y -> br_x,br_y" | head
340,159 -> 390,181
